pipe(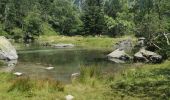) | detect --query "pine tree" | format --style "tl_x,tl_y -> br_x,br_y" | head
82,0 -> 105,35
